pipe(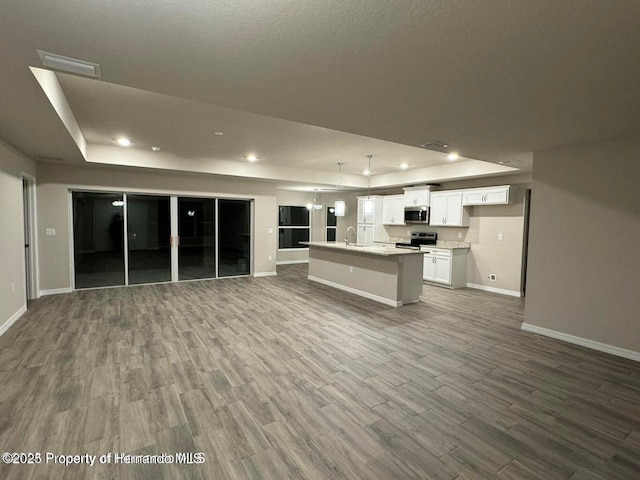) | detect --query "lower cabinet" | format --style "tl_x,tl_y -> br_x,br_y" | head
357,224 -> 375,246
422,248 -> 469,288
